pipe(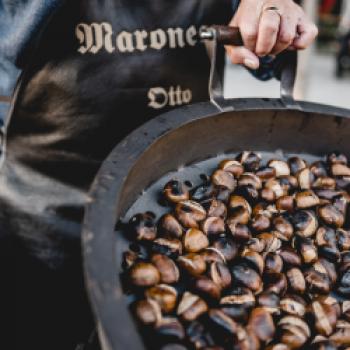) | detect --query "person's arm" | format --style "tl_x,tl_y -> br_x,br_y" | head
0,0 -> 62,95
227,0 -> 318,70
